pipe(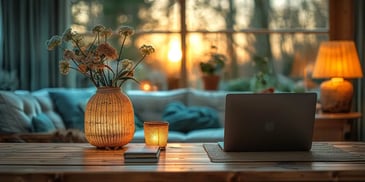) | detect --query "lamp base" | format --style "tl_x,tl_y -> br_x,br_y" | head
319,78 -> 353,113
